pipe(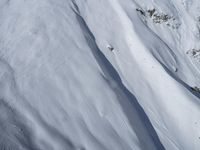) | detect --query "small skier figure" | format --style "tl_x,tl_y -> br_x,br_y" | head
107,44 -> 114,51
